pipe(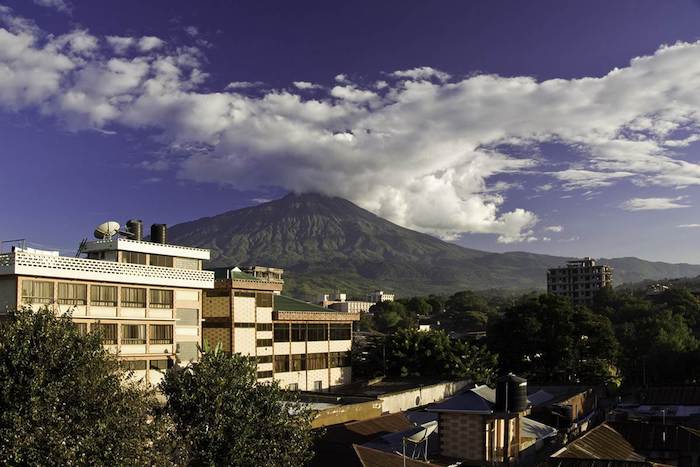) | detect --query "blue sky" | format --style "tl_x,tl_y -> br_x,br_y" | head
3,0 -> 700,262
